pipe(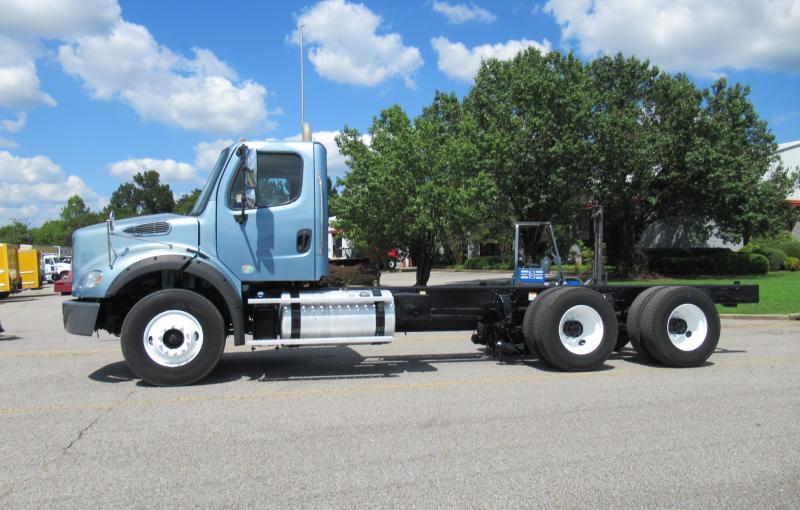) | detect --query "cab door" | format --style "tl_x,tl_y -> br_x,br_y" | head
216,145 -> 316,282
